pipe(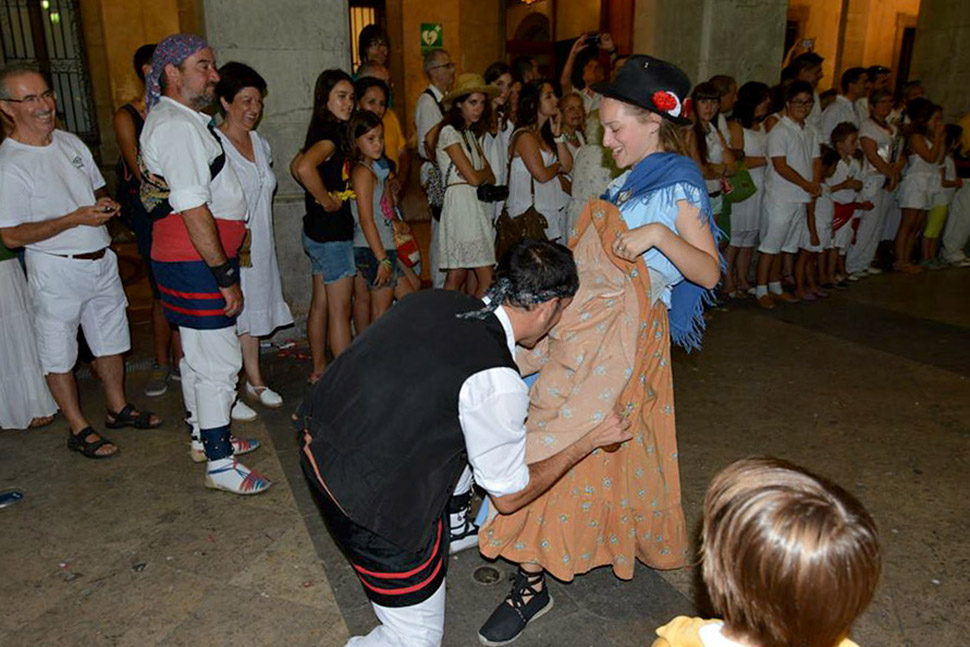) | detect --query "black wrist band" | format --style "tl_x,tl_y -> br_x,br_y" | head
209,261 -> 239,288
